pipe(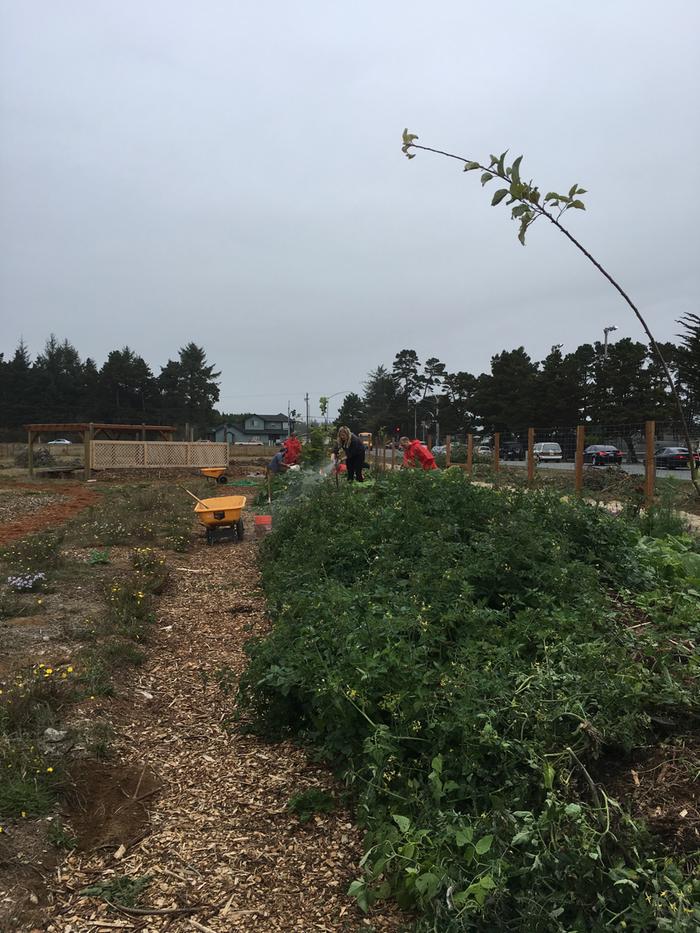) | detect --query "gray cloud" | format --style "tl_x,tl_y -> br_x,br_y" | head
1,0 -> 698,420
